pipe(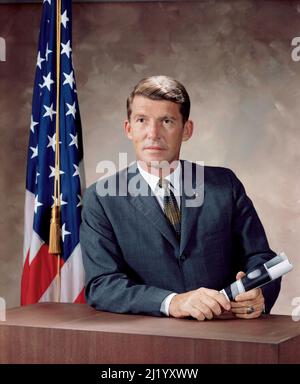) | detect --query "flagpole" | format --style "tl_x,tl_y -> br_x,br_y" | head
49,0 -> 62,303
